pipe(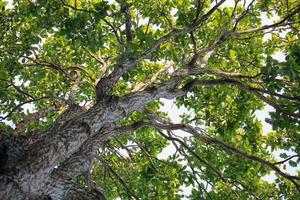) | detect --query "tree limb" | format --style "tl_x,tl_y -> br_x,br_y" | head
95,0 -> 226,99
115,119 -> 300,191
